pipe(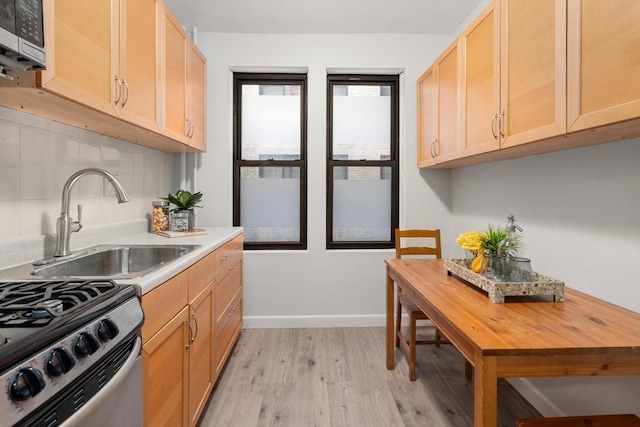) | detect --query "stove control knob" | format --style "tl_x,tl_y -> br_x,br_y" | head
10,367 -> 46,402
75,332 -> 100,358
46,347 -> 76,377
97,318 -> 119,342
